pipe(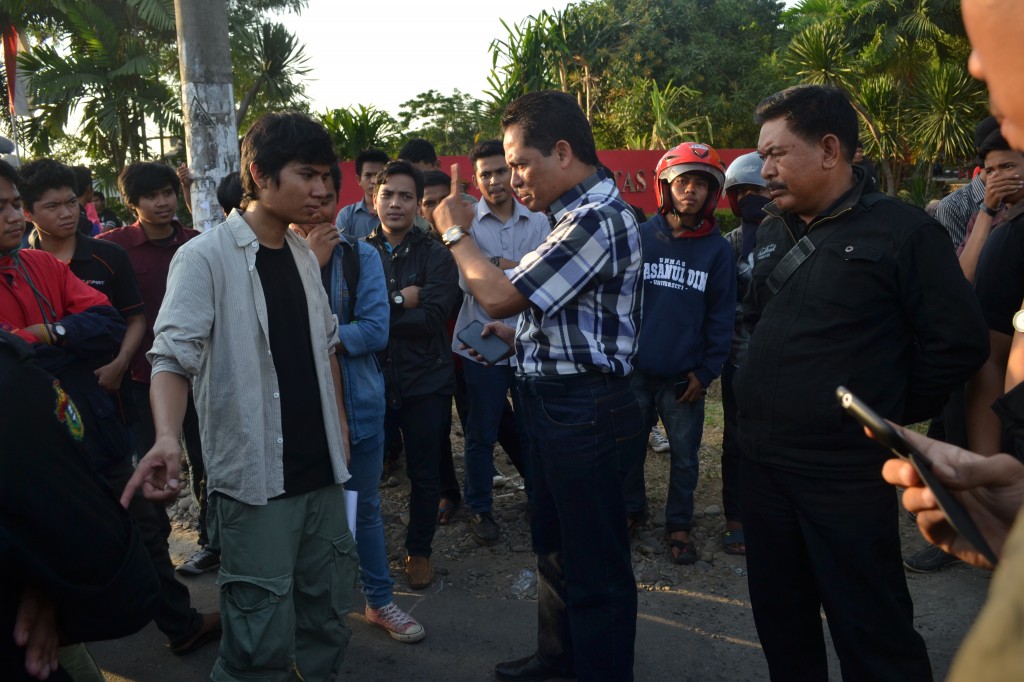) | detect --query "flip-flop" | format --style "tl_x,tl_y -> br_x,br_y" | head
437,498 -> 457,526
723,528 -> 746,556
667,538 -> 698,565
